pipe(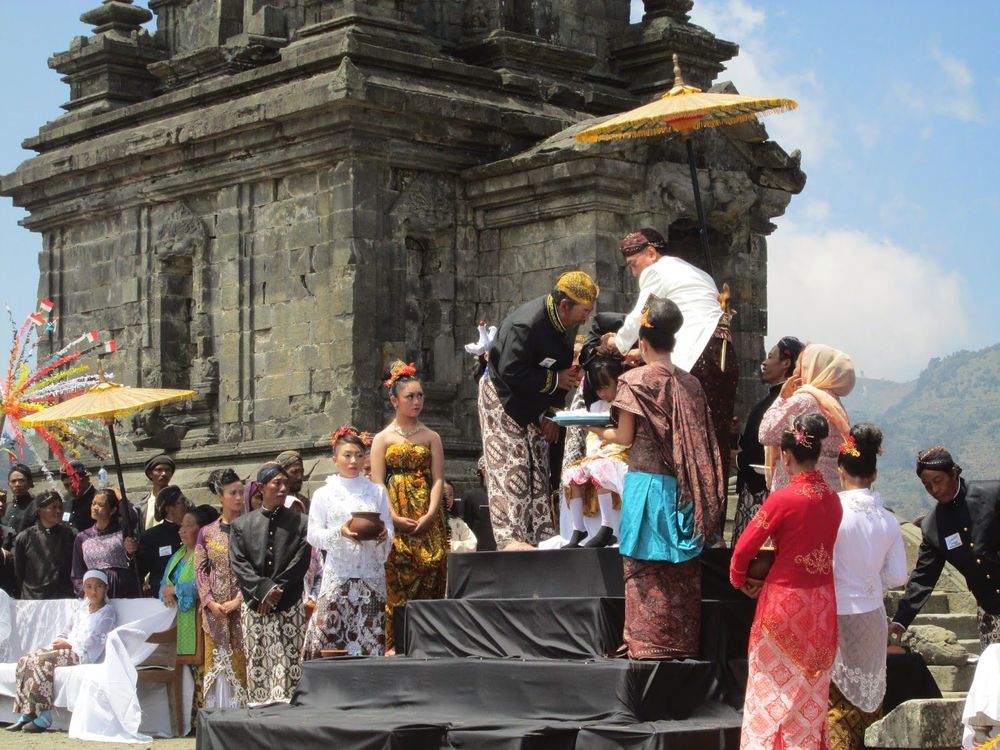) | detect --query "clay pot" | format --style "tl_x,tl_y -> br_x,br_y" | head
746,546 -> 775,585
348,511 -> 384,540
